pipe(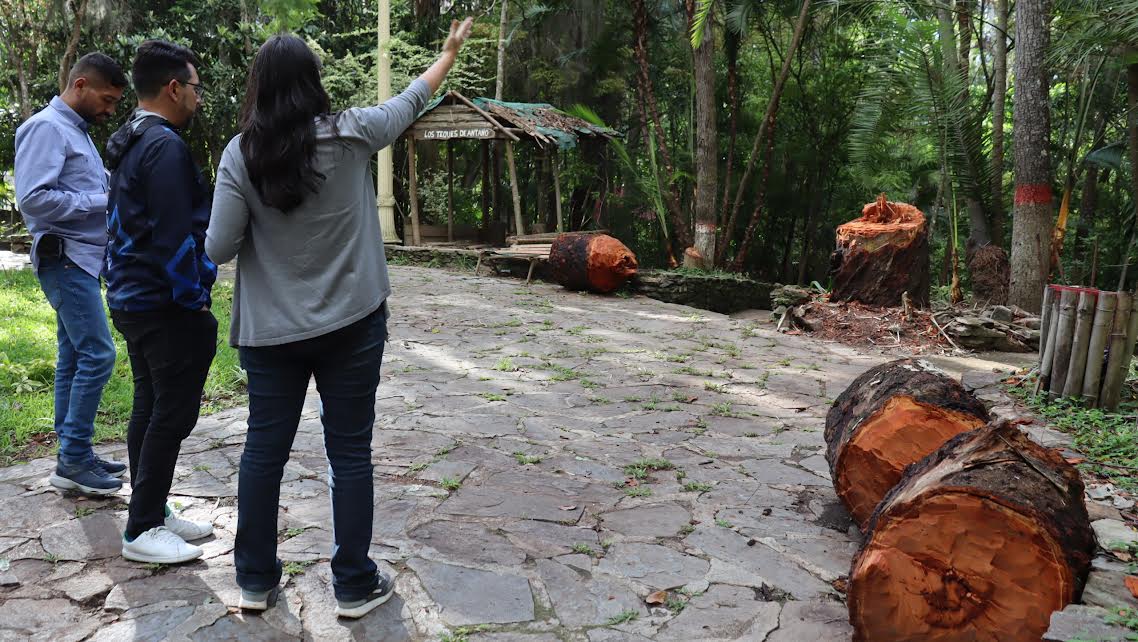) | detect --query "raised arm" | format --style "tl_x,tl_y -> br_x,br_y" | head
346,17 -> 474,153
